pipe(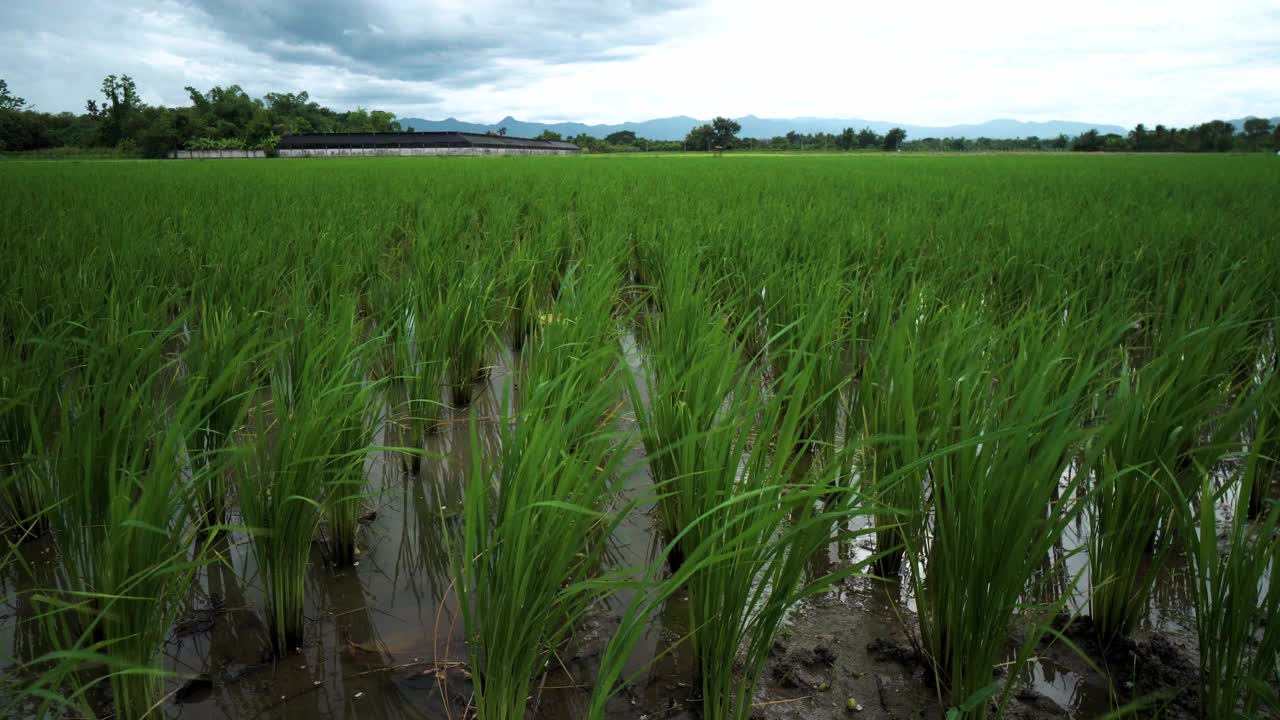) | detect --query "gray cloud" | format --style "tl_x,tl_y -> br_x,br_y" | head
0,0 -> 694,113
182,0 -> 693,86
